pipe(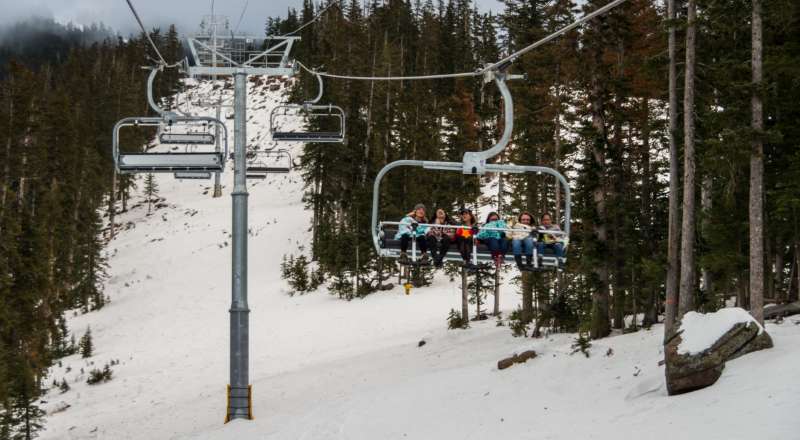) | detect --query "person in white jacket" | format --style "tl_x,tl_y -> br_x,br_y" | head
537,213 -> 564,258
506,211 -> 535,269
